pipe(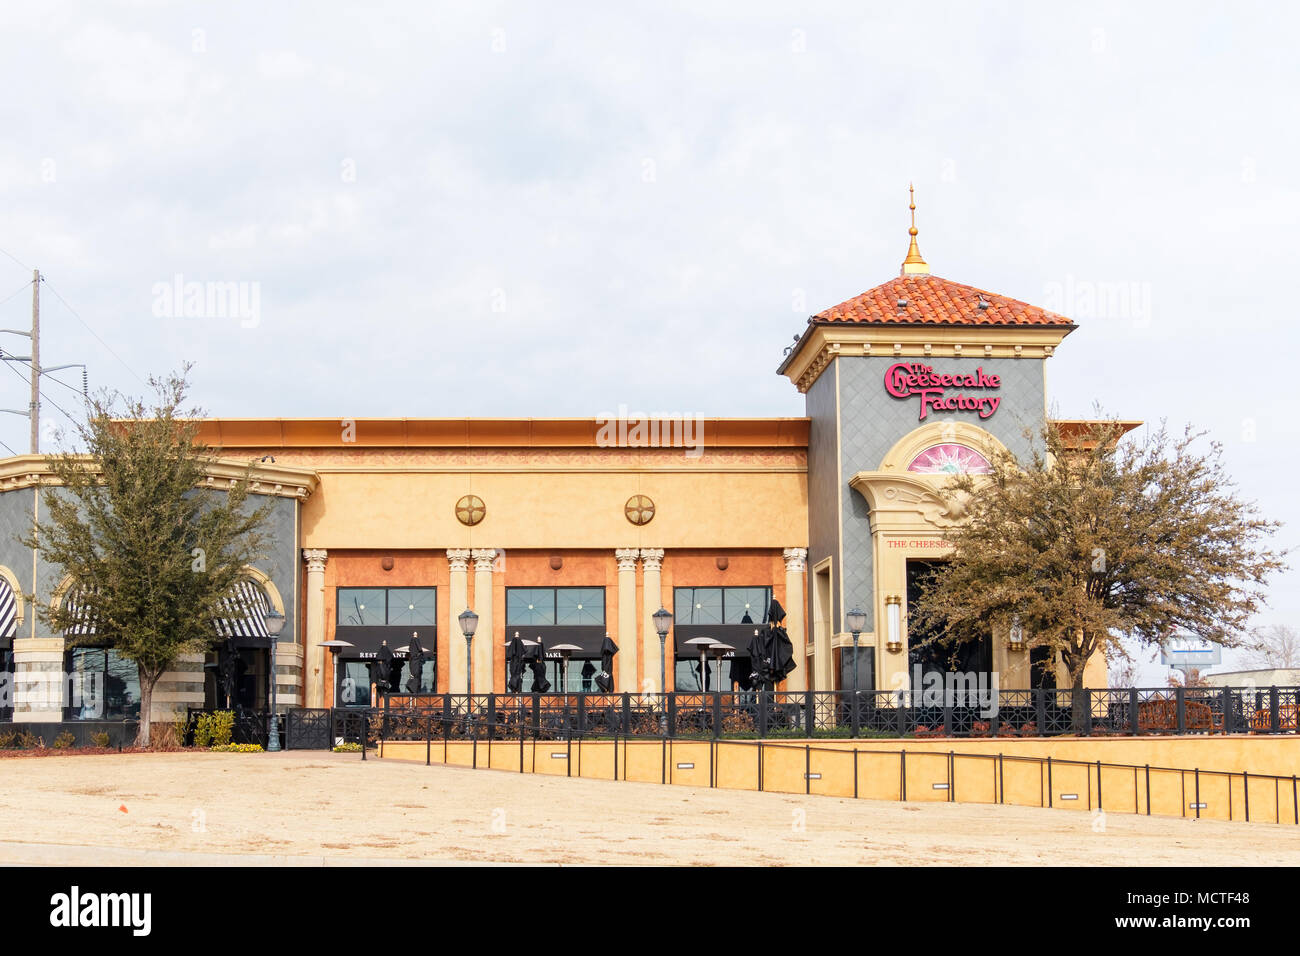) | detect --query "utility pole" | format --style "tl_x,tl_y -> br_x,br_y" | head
0,269 -> 88,456
29,269 -> 39,454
